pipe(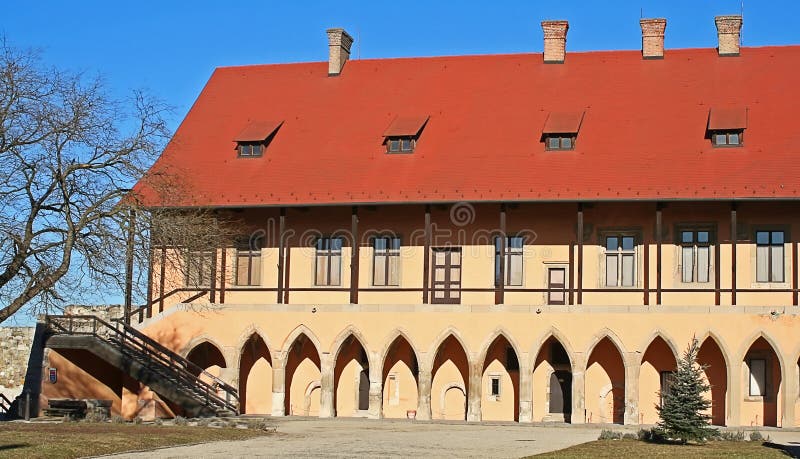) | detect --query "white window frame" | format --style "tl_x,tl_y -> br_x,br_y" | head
748,358 -> 766,397
488,373 -> 502,401
602,234 -> 638,288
